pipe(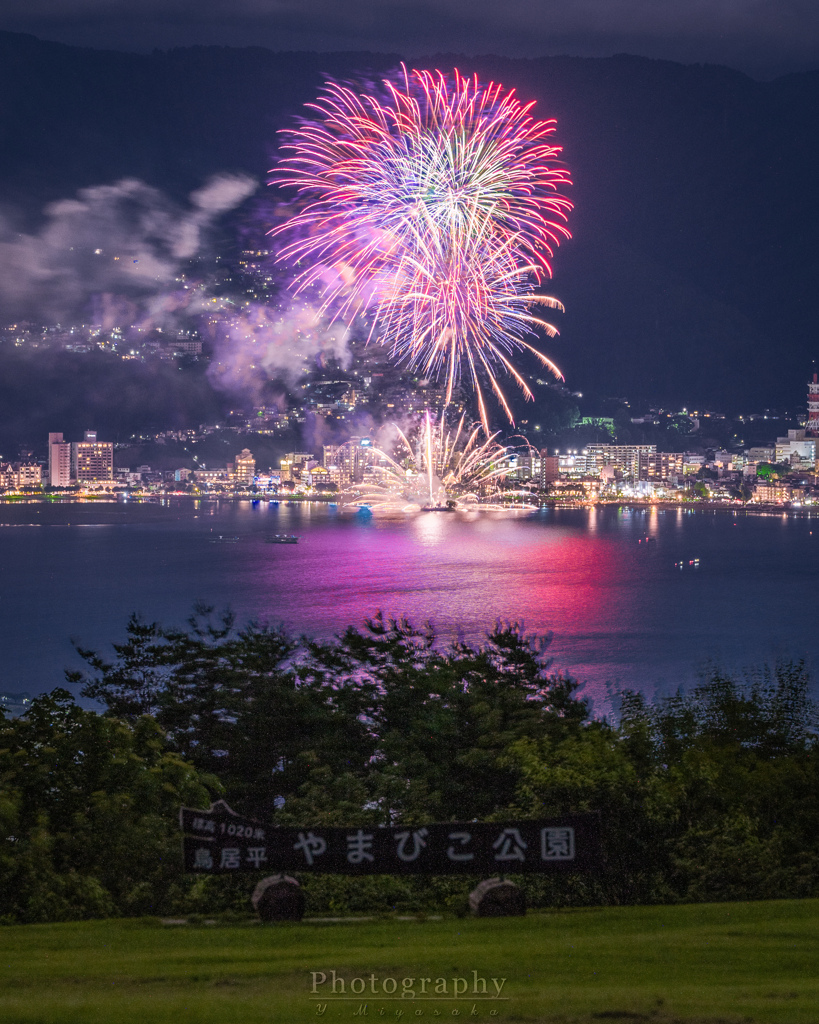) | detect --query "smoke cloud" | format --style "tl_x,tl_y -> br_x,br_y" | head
0,174 -> 257,322
205,298 -> 352,404
0,173 -> 362,403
